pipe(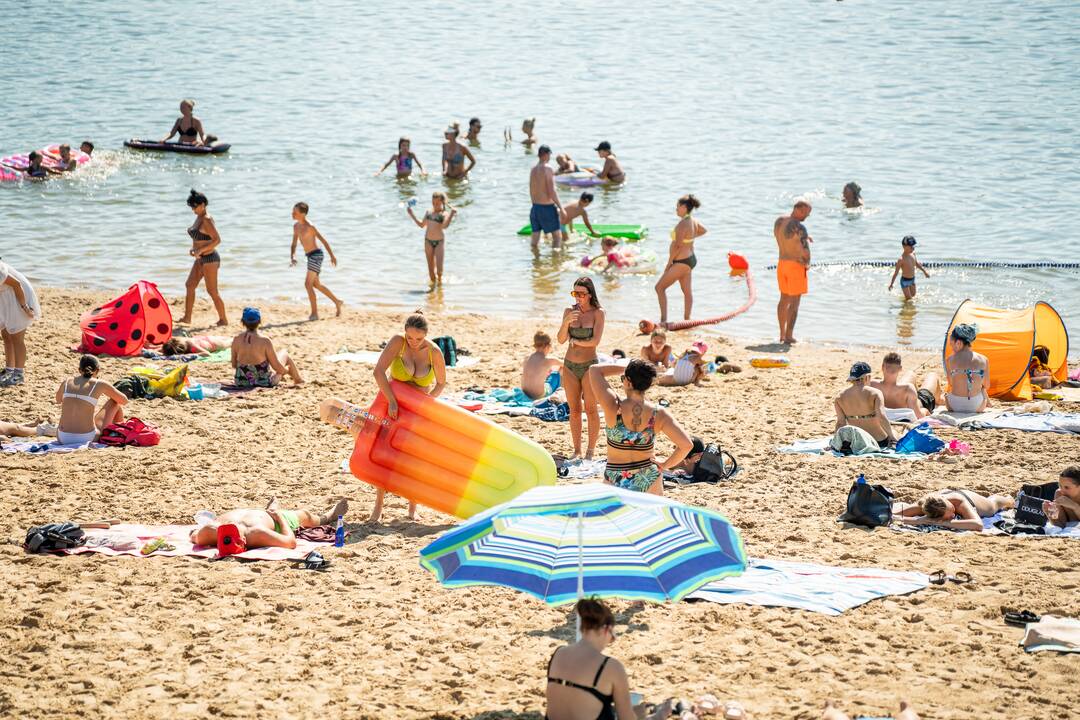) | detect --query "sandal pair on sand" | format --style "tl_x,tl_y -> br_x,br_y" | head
658,694 -> 746,719
928,570 -> 972,585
